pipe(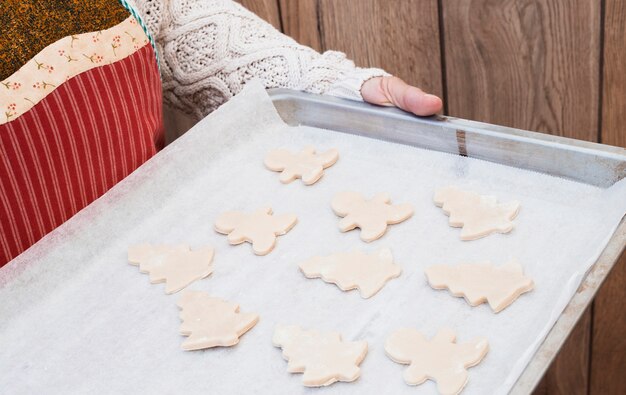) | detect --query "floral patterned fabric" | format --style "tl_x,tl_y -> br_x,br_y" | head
0,16 -> 149,124
0,0 -> 130,80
